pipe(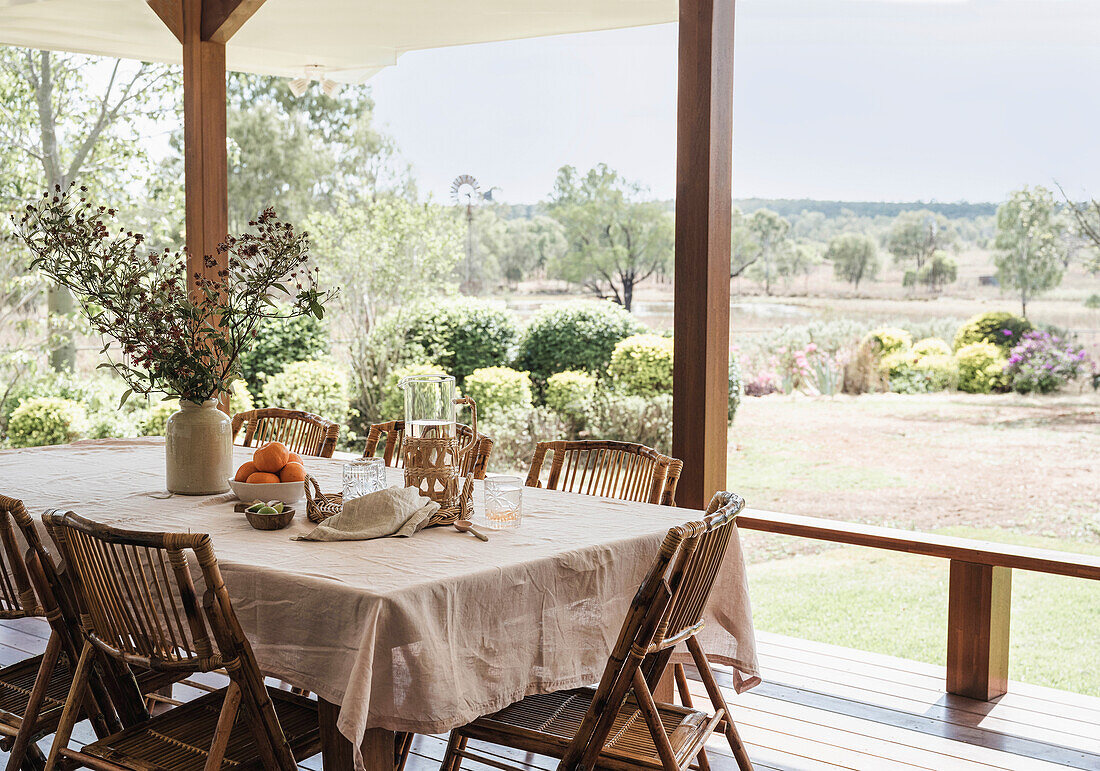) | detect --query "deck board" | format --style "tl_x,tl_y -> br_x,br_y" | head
0,619 -> 1097,770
